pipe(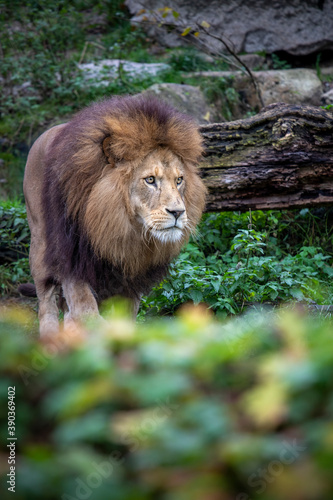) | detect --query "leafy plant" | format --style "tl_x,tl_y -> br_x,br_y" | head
0,201 -> 30,261
0,258 -> 30,294
168,47 -> 225,72
0,153 -> 26,199
201,76 -> 239,120
142,210 -> 333,317
1,305 -> 333,499
316,52 -> 322,80
0,200 -> 31,293
271,53 -> 292,70
0,0 -> 153,152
